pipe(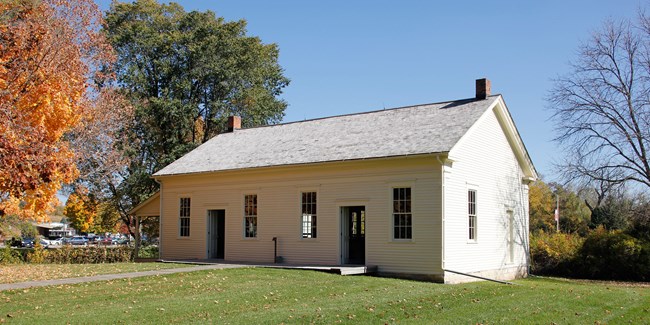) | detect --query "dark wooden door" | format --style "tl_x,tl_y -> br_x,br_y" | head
347,206 -> 365,264
208,210 -> 225,259
216,210 -> 225,259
